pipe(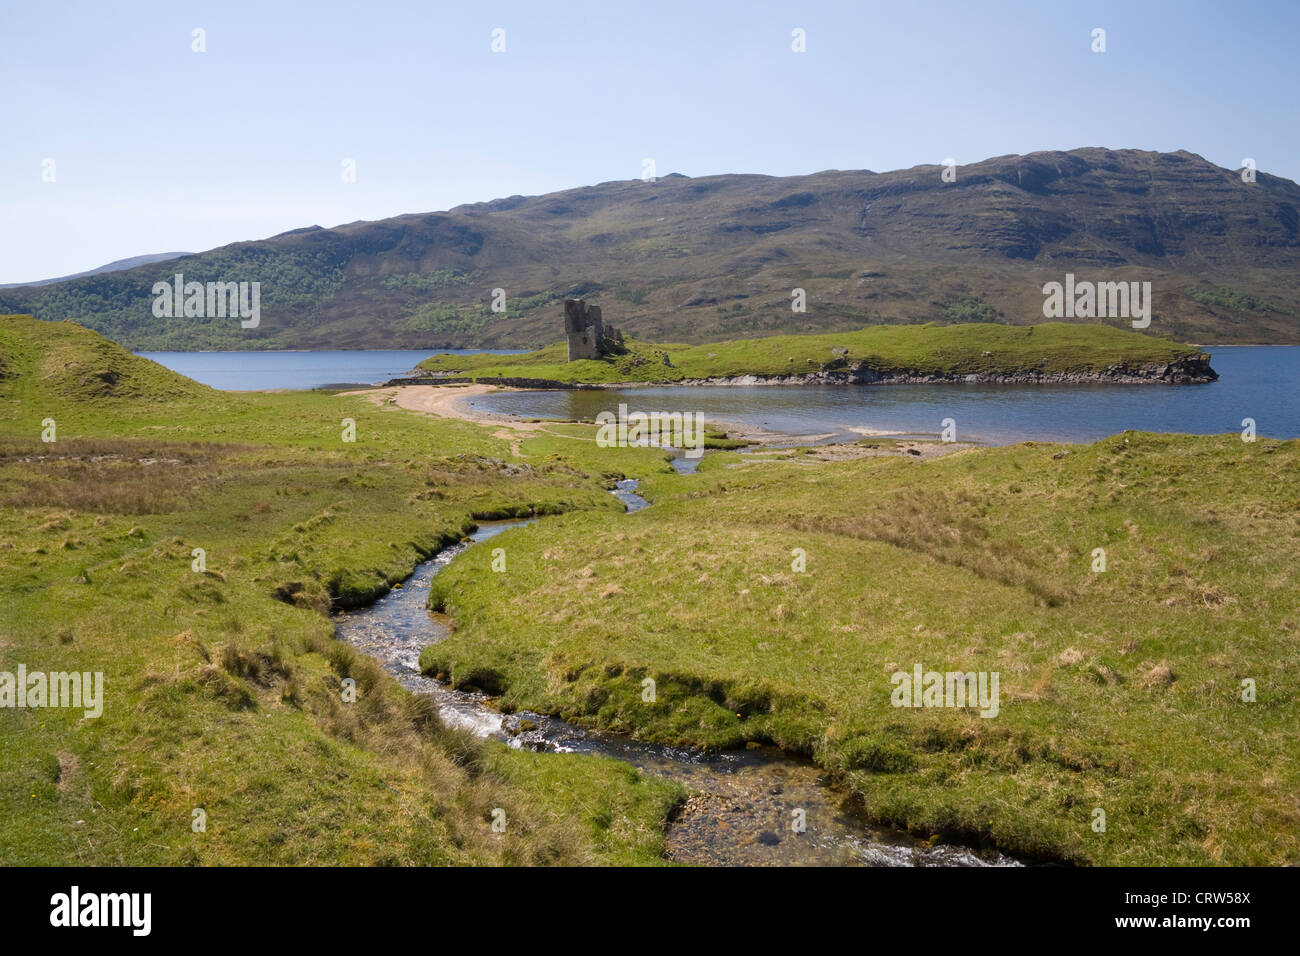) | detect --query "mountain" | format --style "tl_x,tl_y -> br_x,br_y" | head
2,148 -> 1297,350
0,252 -> 192,290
